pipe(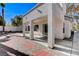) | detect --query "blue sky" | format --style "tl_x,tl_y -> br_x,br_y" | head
0,3 -> 37,25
